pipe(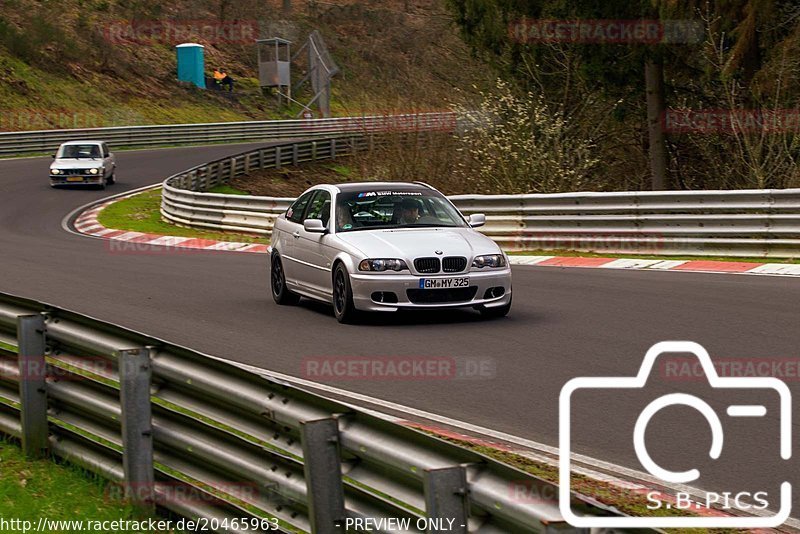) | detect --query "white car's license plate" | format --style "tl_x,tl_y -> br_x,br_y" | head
66,176 -> 84,182
419,277 -> 469,289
